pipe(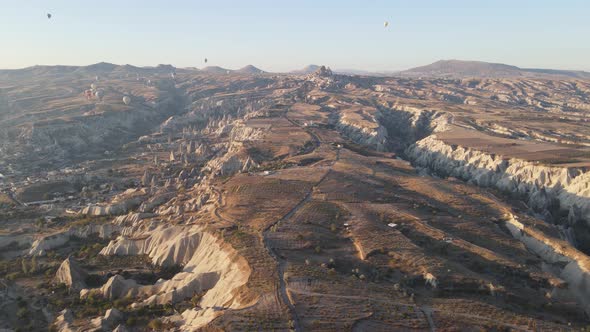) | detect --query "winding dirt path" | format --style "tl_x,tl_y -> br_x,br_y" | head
260,112 -> 339,331
209,104 -> 340,330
